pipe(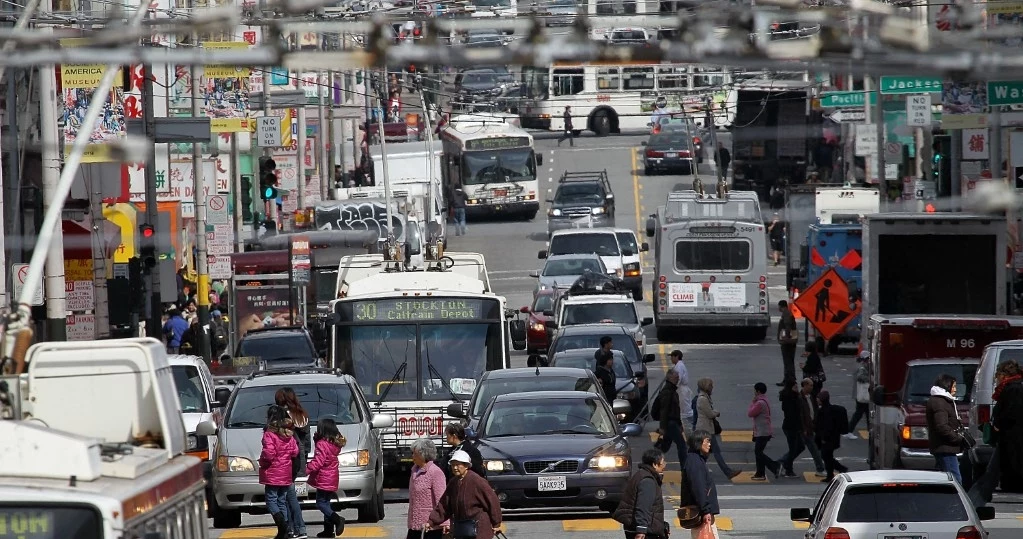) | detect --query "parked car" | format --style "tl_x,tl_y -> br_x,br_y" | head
894,359 -> 978,469
968,339 -> 1023,484
200,368 -> 394,528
